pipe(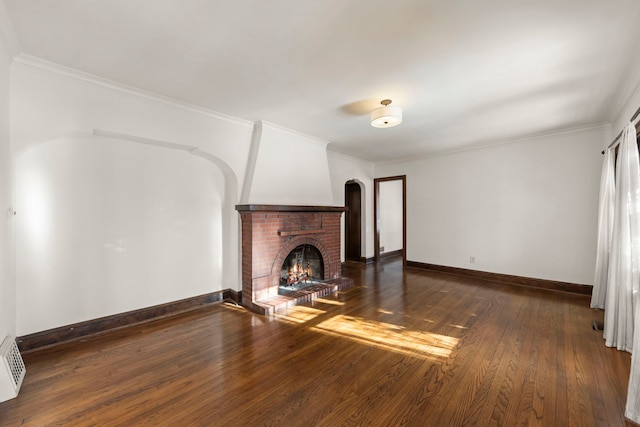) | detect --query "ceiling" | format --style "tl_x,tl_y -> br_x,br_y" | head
5,0 -> 640,163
